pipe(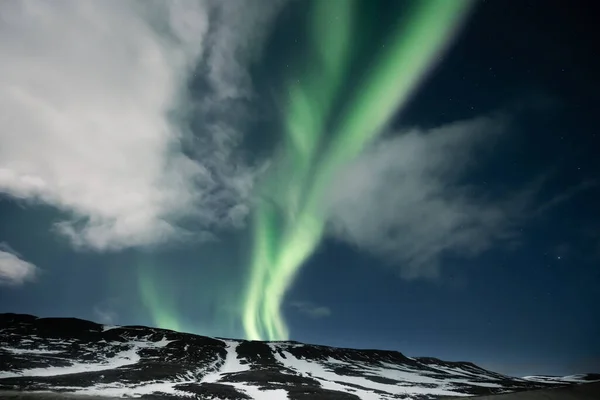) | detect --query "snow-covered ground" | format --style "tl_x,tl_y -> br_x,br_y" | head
0,336 -> 178,379
522,374 -> 594,384
1,313 -> 597,400
202,340 -> 291,399
268,342 -> 471,399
